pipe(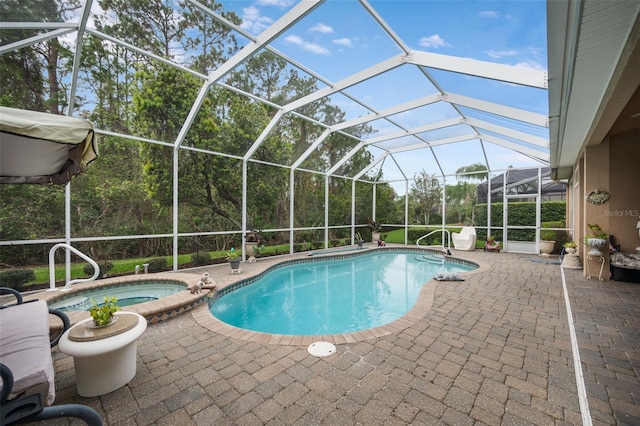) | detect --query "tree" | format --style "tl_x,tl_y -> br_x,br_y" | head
410,171 -> 442,225
456,162 -> 488,182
